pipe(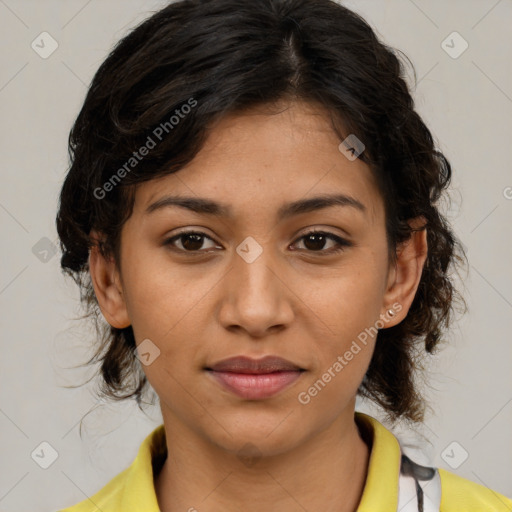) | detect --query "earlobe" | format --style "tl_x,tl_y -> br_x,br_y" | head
88,231 -> 131,329
381,217 -> 428,328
